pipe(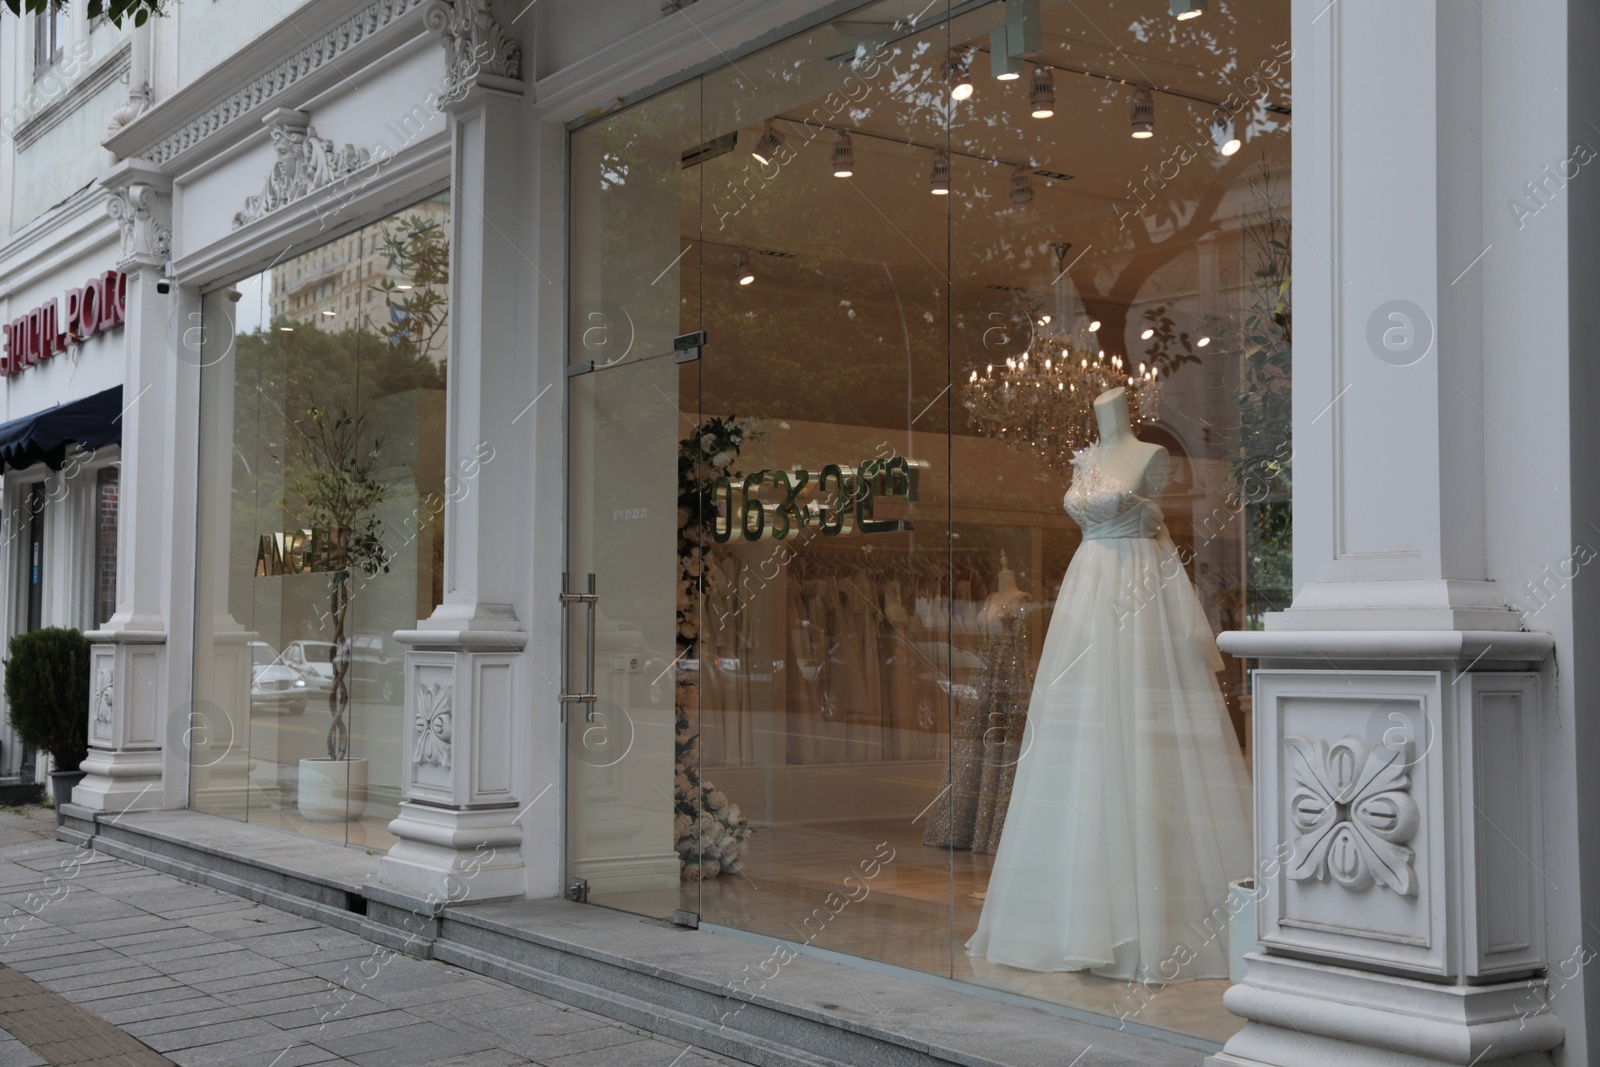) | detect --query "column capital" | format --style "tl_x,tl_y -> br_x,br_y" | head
423,0 -> 525,105
101,159 -> 173,272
